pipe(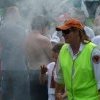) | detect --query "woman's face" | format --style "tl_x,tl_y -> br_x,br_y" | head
62,28 -> 80,44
